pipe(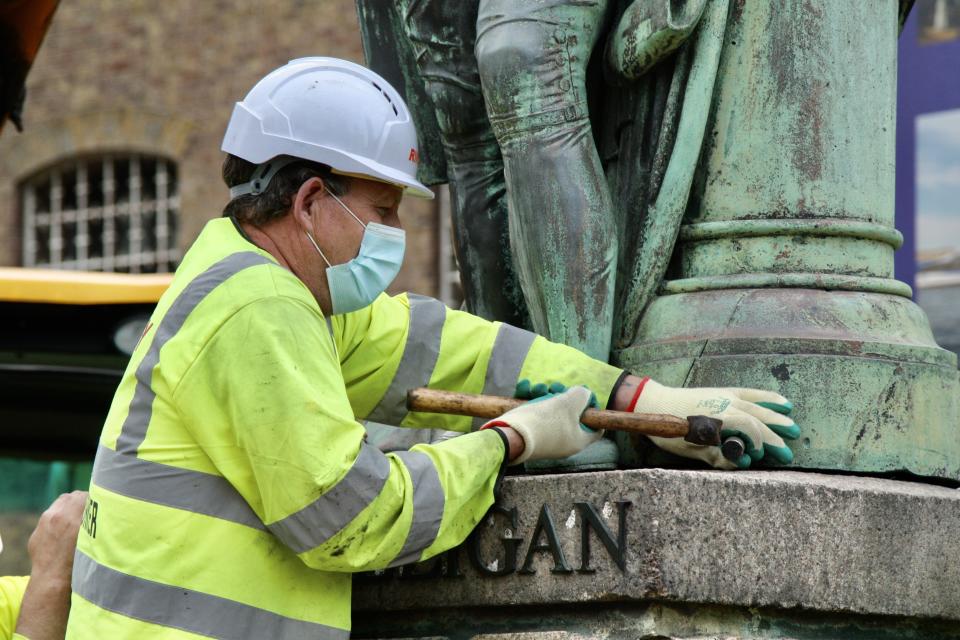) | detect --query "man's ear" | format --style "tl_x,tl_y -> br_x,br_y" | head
291,177 -> 328,231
